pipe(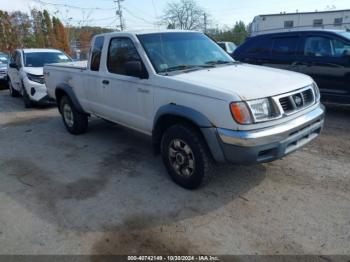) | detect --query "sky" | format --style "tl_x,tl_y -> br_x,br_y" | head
0,0 -> 349,30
